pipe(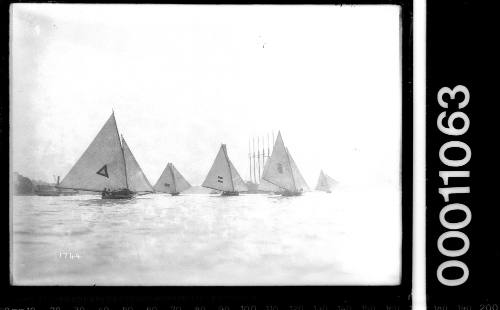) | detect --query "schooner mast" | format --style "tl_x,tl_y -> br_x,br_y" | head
248,132 -> 274,186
